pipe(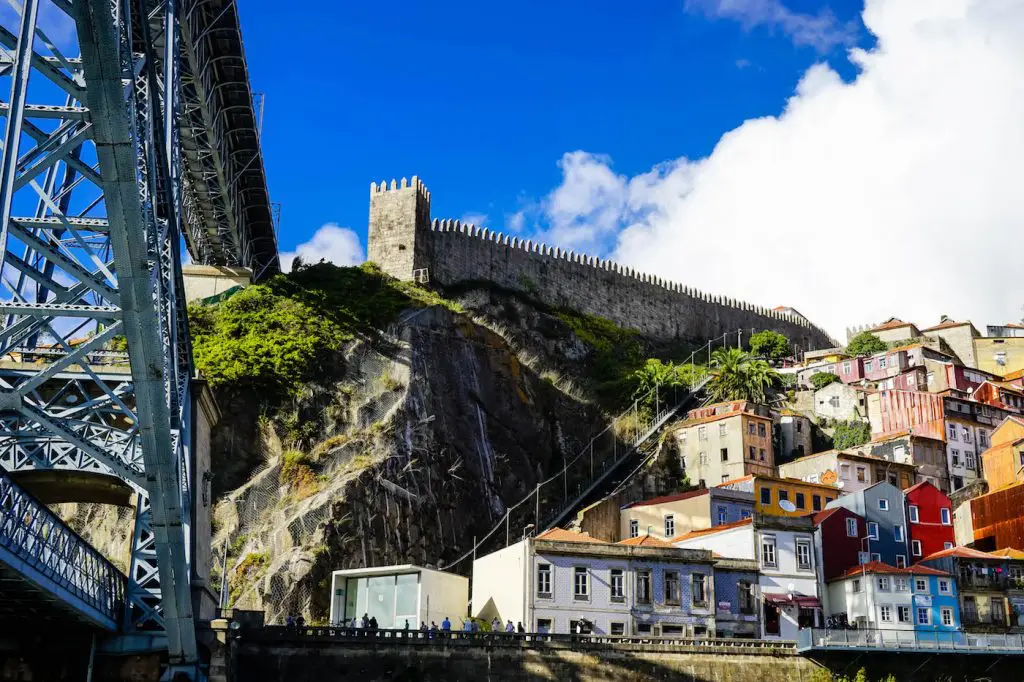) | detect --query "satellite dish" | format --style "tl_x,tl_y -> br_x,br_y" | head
779,499 -> 797,513
837,481 -> 846,489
